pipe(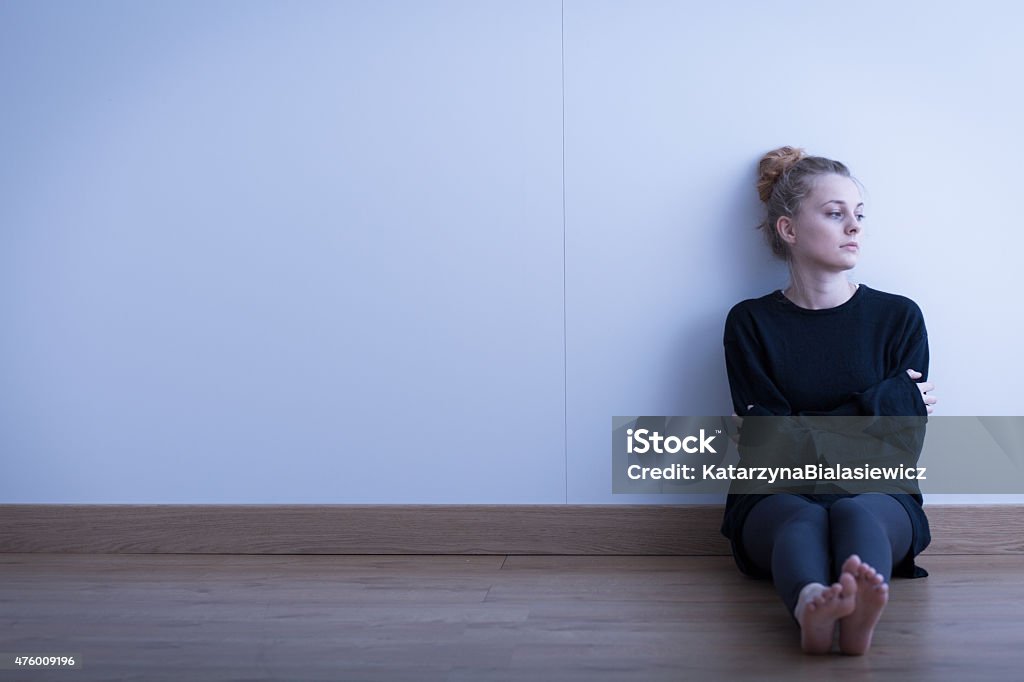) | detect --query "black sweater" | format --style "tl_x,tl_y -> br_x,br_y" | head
721,283 -> 931,579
